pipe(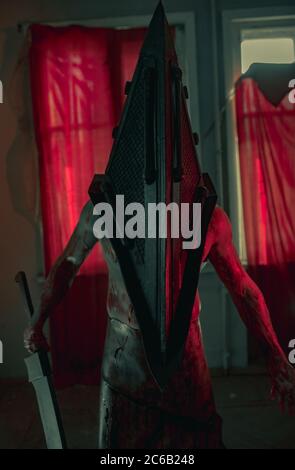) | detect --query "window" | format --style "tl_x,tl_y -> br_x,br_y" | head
26,12 -> 199,276
241,37 -> 295,73
35,12 -> 199,137
223,8 -> 295,262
